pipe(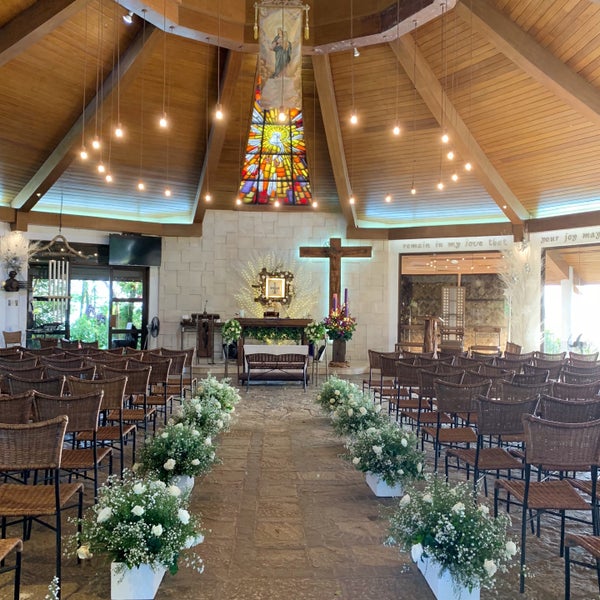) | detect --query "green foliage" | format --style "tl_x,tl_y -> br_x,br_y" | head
330,392 -> 387,437
69,315 -> 107,345
244,326 -> 302,343
194,374 -> 241,413
304,321 -> 327,343
221,319 -> 242,343
172,396 -> 232,437
315,376 -> 361,412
